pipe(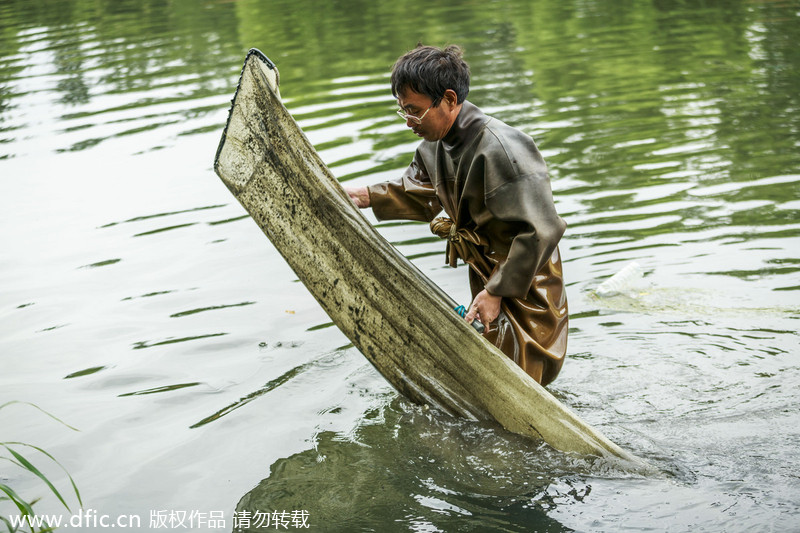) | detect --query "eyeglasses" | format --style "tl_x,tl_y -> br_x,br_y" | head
396,105 -> 432,125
